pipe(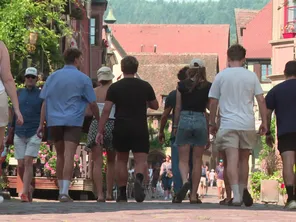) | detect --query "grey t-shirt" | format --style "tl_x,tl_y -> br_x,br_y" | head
209,67 -> 263,130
